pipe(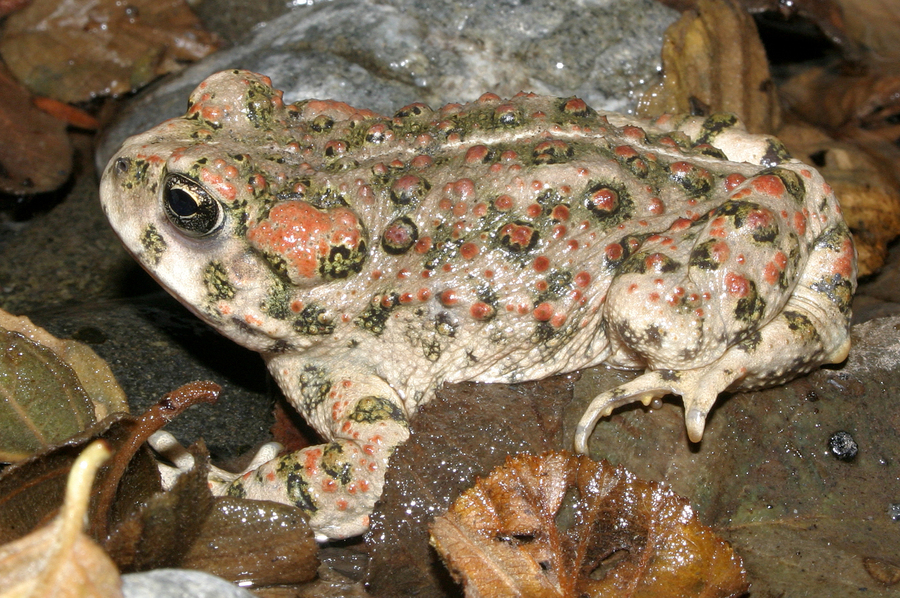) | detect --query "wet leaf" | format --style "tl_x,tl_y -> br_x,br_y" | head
0,309 -> 128,462
366,375 -> 577,597
0,63 -> 71,194
0,441 -> 122,598
181,497 -> 318,587
103,440 -> 214,572
0,382 -> 220,547
90,382 -> 222,548
637,0 -> 779,134
0,329 -> 96,462
777,123 -> 900,276
0,0 -> 219,103
0,378 -> 318,587
430,451 -> 748,598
